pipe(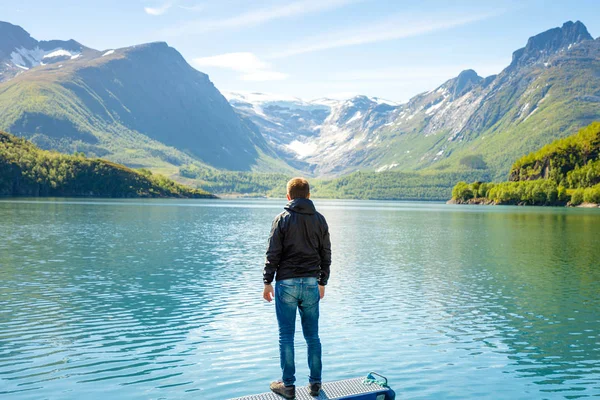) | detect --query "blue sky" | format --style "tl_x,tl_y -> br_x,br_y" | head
2,0 -> 599,101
